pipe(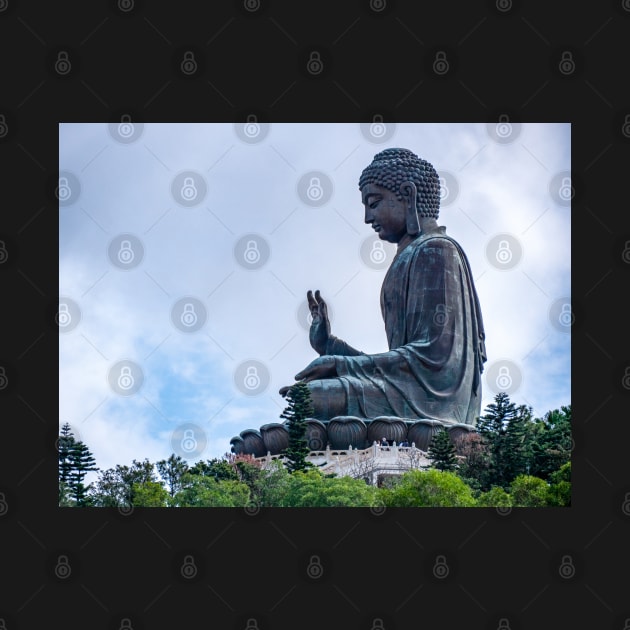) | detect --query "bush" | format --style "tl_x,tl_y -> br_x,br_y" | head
476,486 -> 512,508
510,475 -> 549,507
383,469 -> 476,507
